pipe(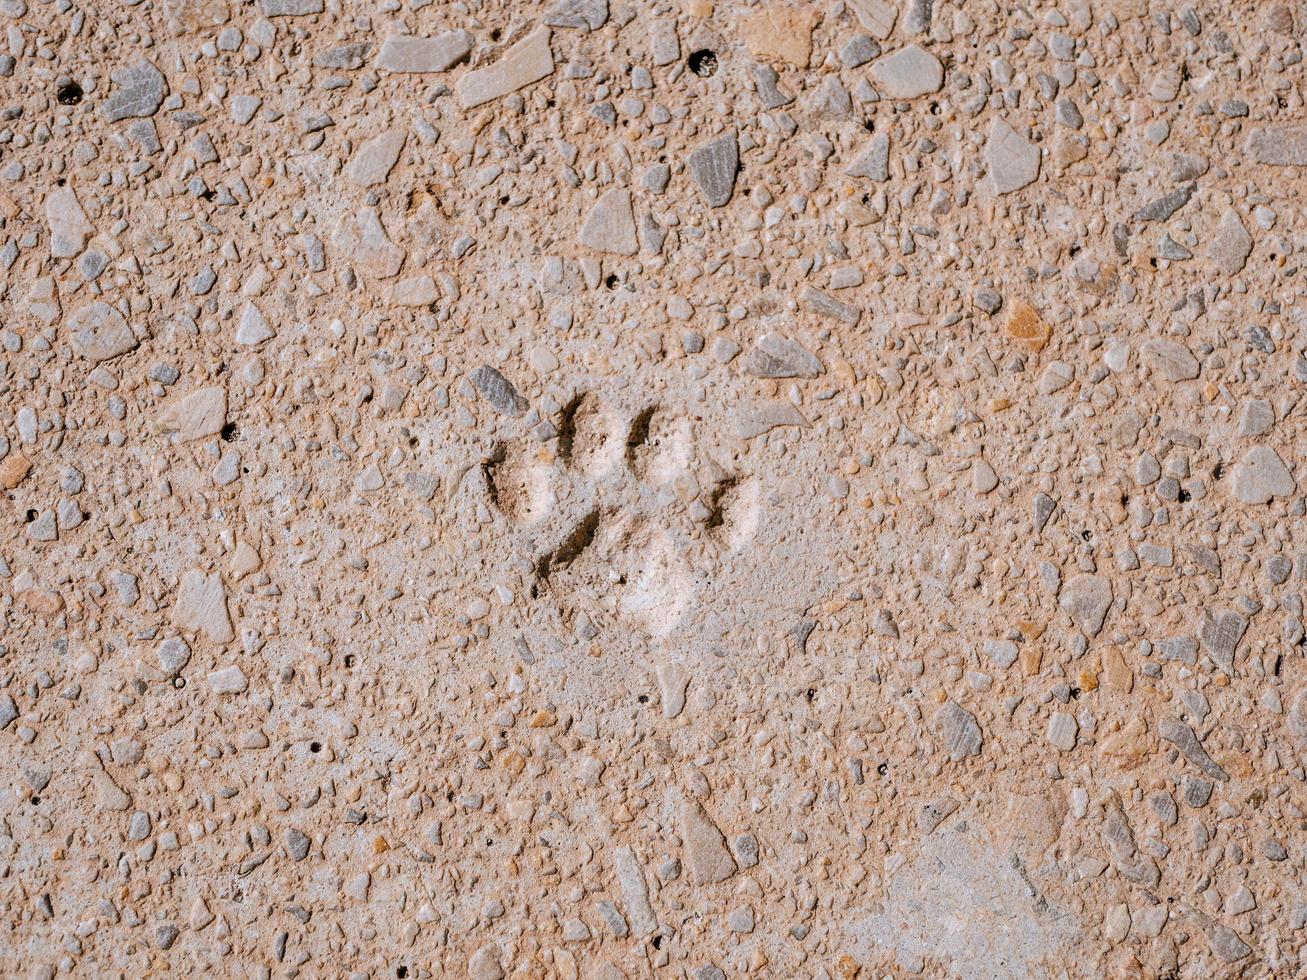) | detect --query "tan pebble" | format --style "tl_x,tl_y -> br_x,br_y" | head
0,452 -> 32,489
1002,301 -> 1052,353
